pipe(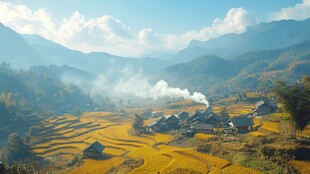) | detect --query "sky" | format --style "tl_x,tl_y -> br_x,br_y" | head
0,0 -> 310,57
